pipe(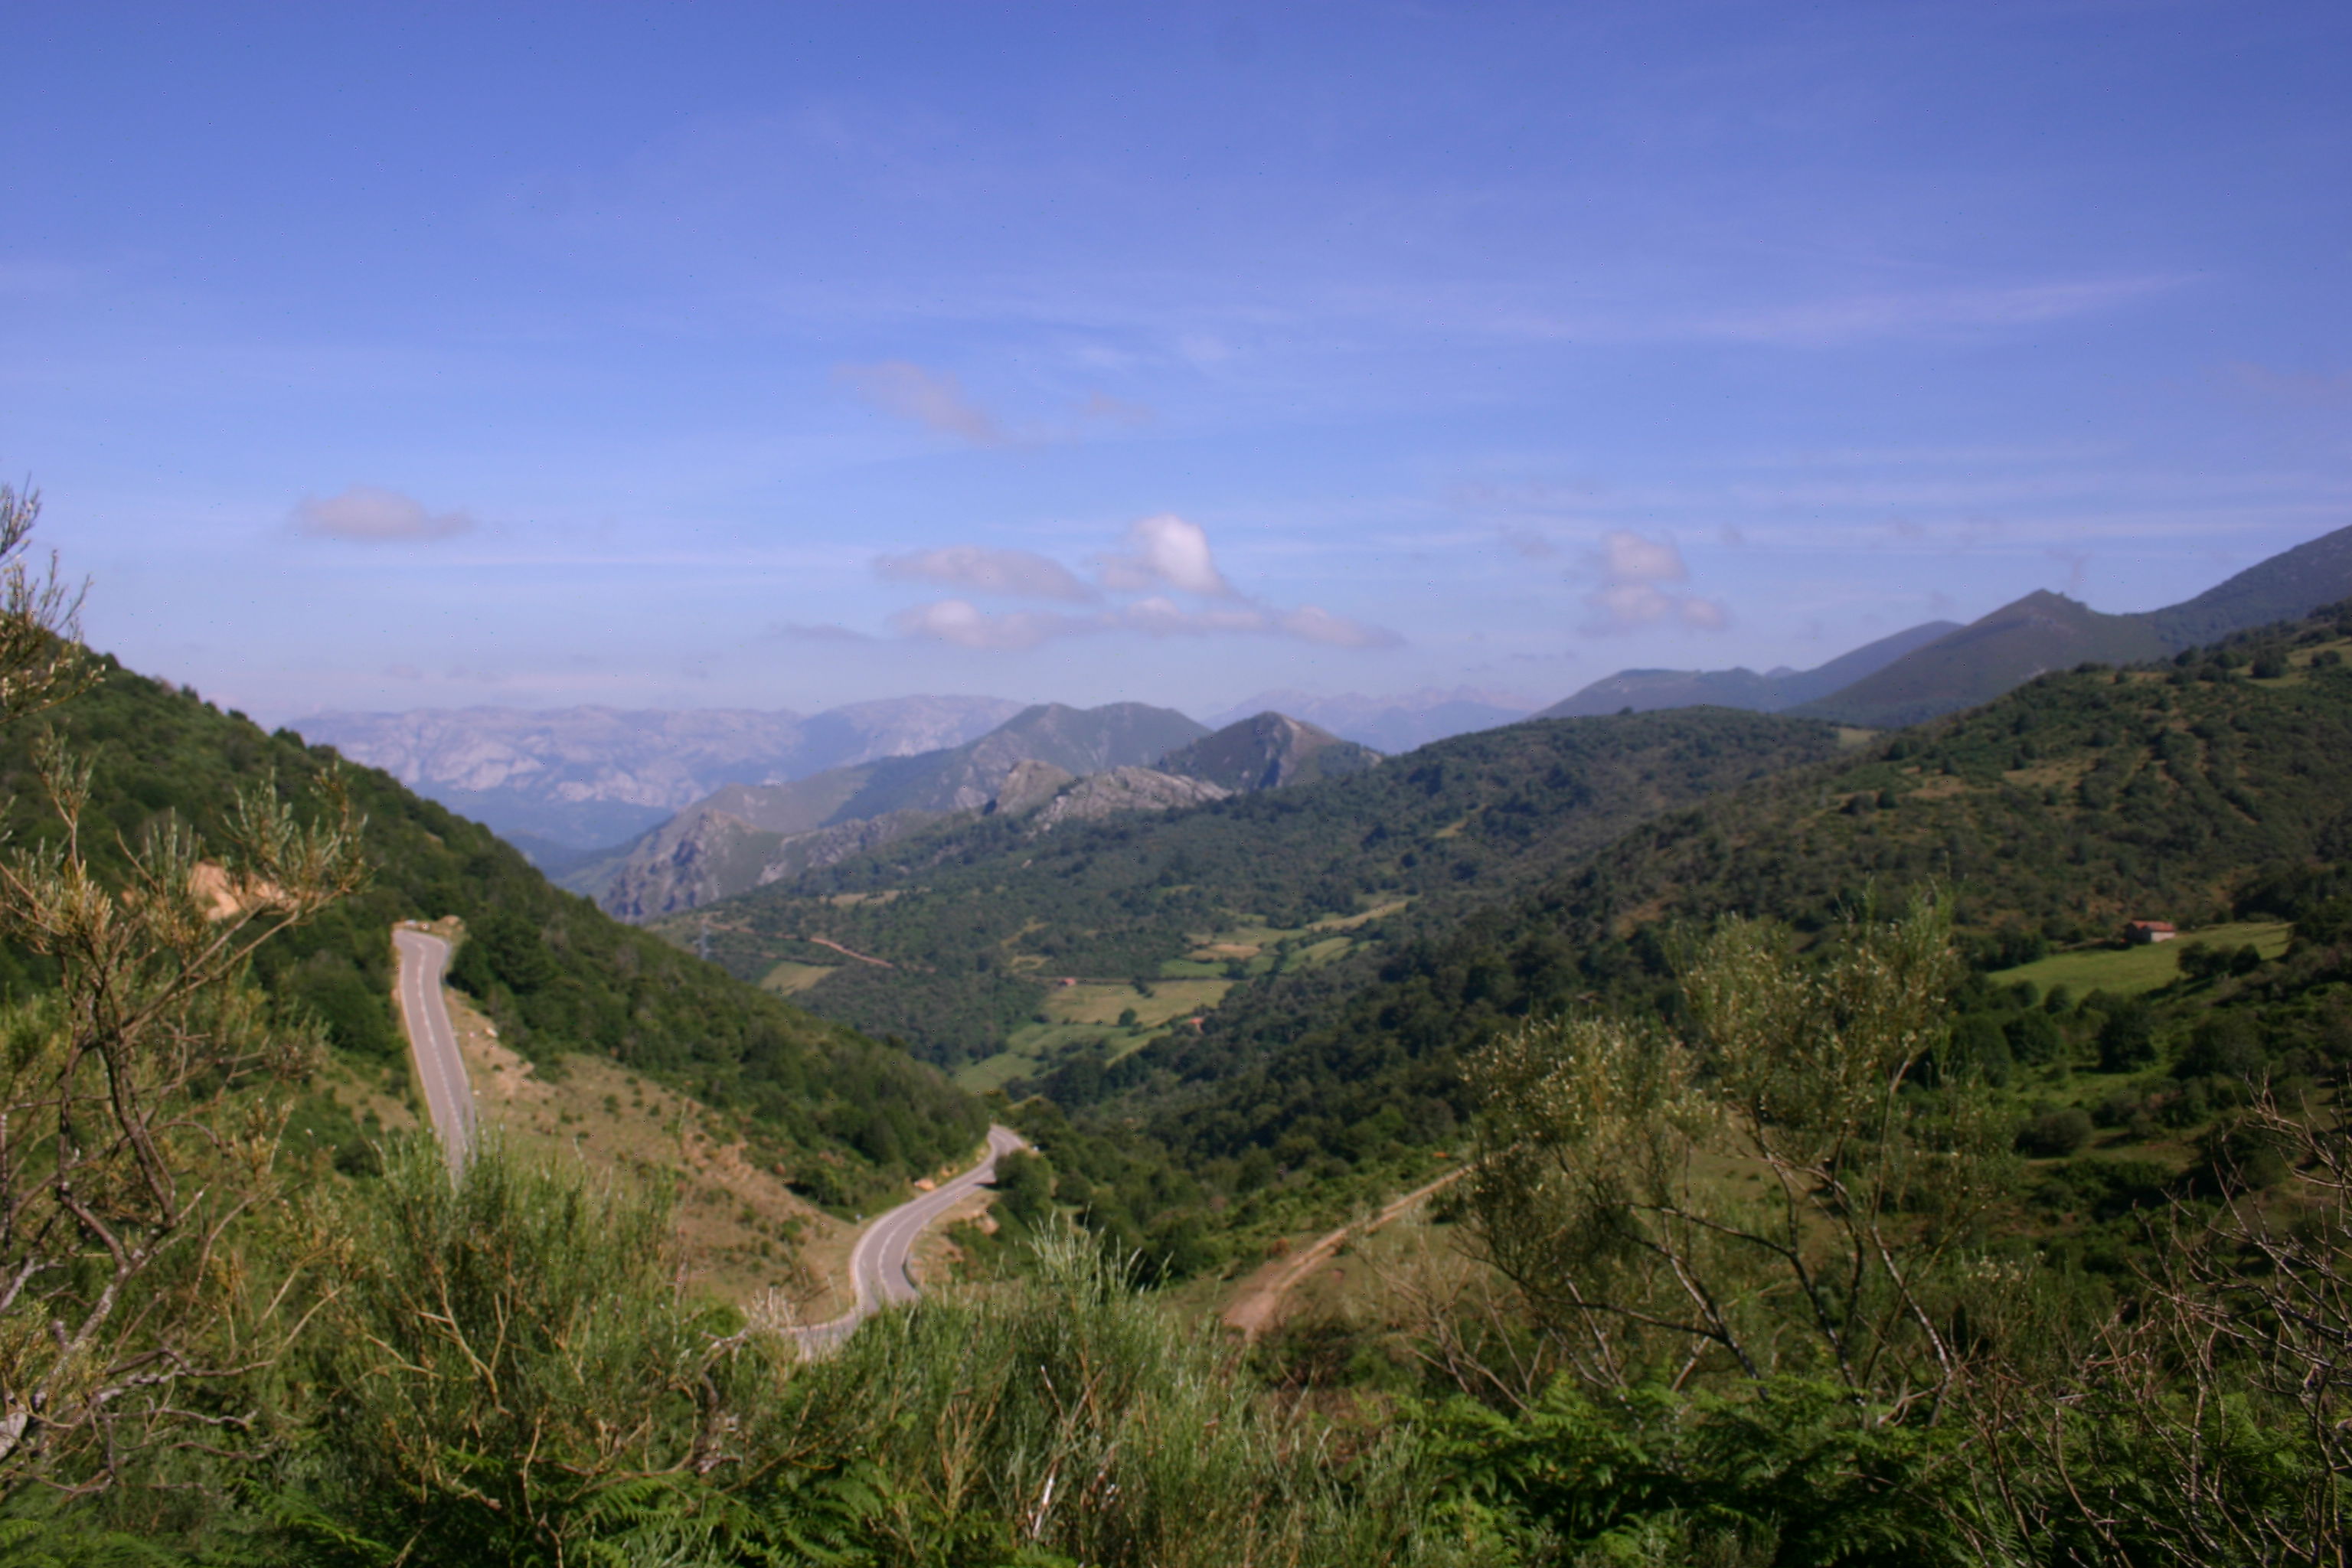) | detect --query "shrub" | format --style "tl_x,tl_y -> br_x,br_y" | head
2017,1108 -> 2094,1158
